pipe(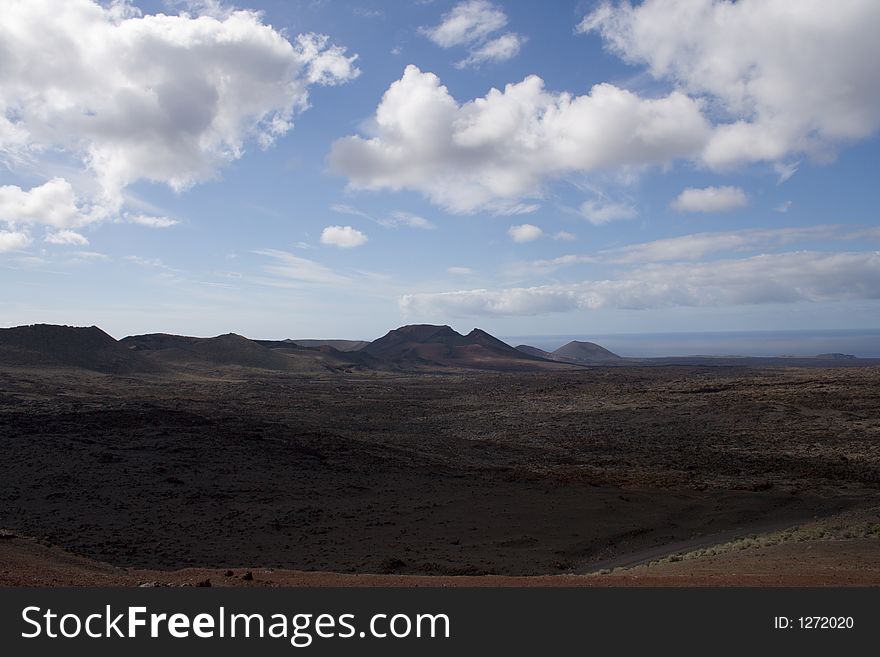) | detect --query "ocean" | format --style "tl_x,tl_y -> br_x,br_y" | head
501,329 -> 880,359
